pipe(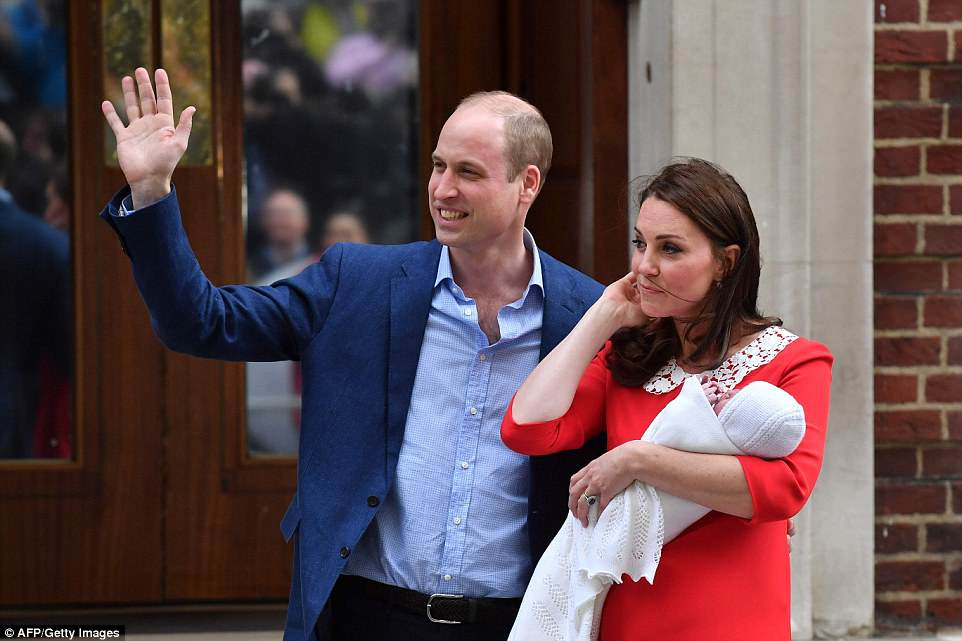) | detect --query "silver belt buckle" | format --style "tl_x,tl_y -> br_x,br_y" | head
426,593 -> 464,624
